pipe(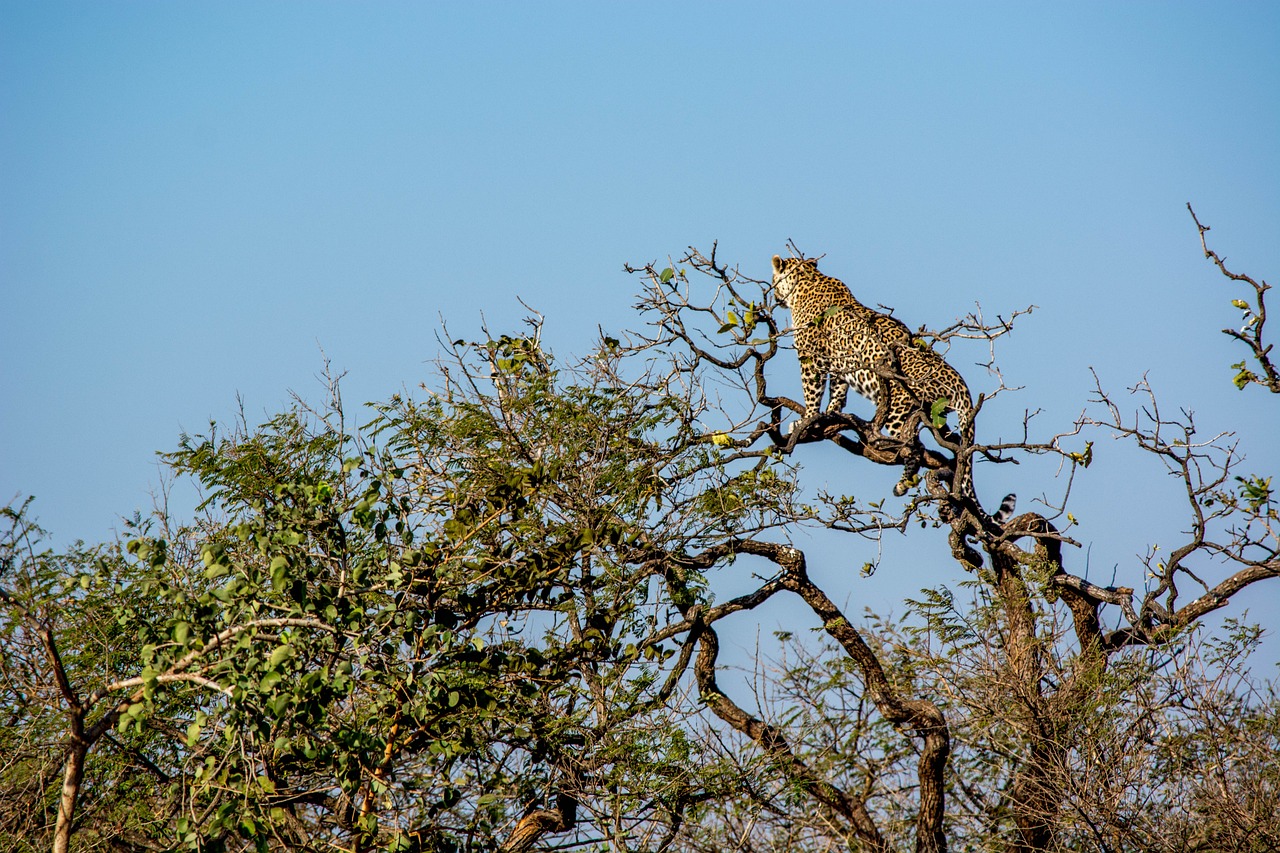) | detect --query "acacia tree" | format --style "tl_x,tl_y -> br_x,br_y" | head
618,234 -> 1277,852
617,225 -> 1278,852
1,217 -> 1276,853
